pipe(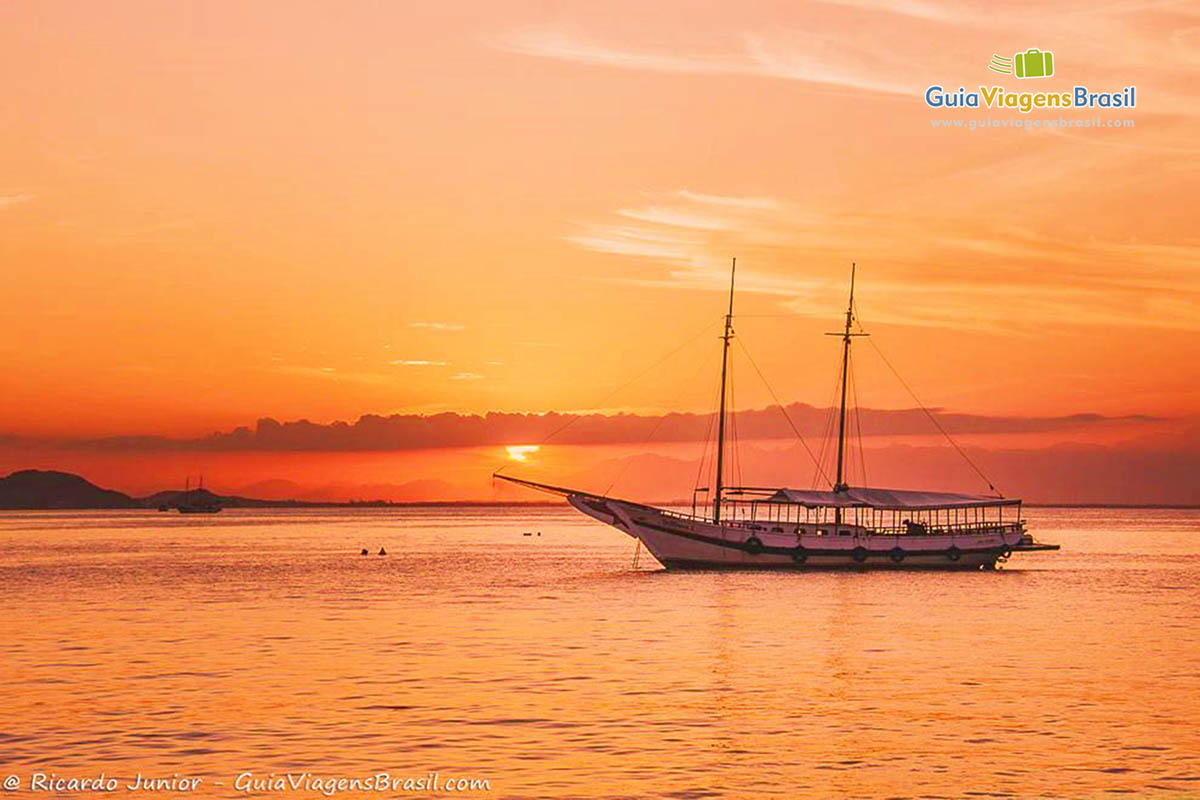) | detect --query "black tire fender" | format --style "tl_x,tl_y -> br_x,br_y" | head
946,545 -> 962,562
890,547 -> 905,564
852,546 -> 868,563
792,545 -> 807,564
745,536 -> 764,555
